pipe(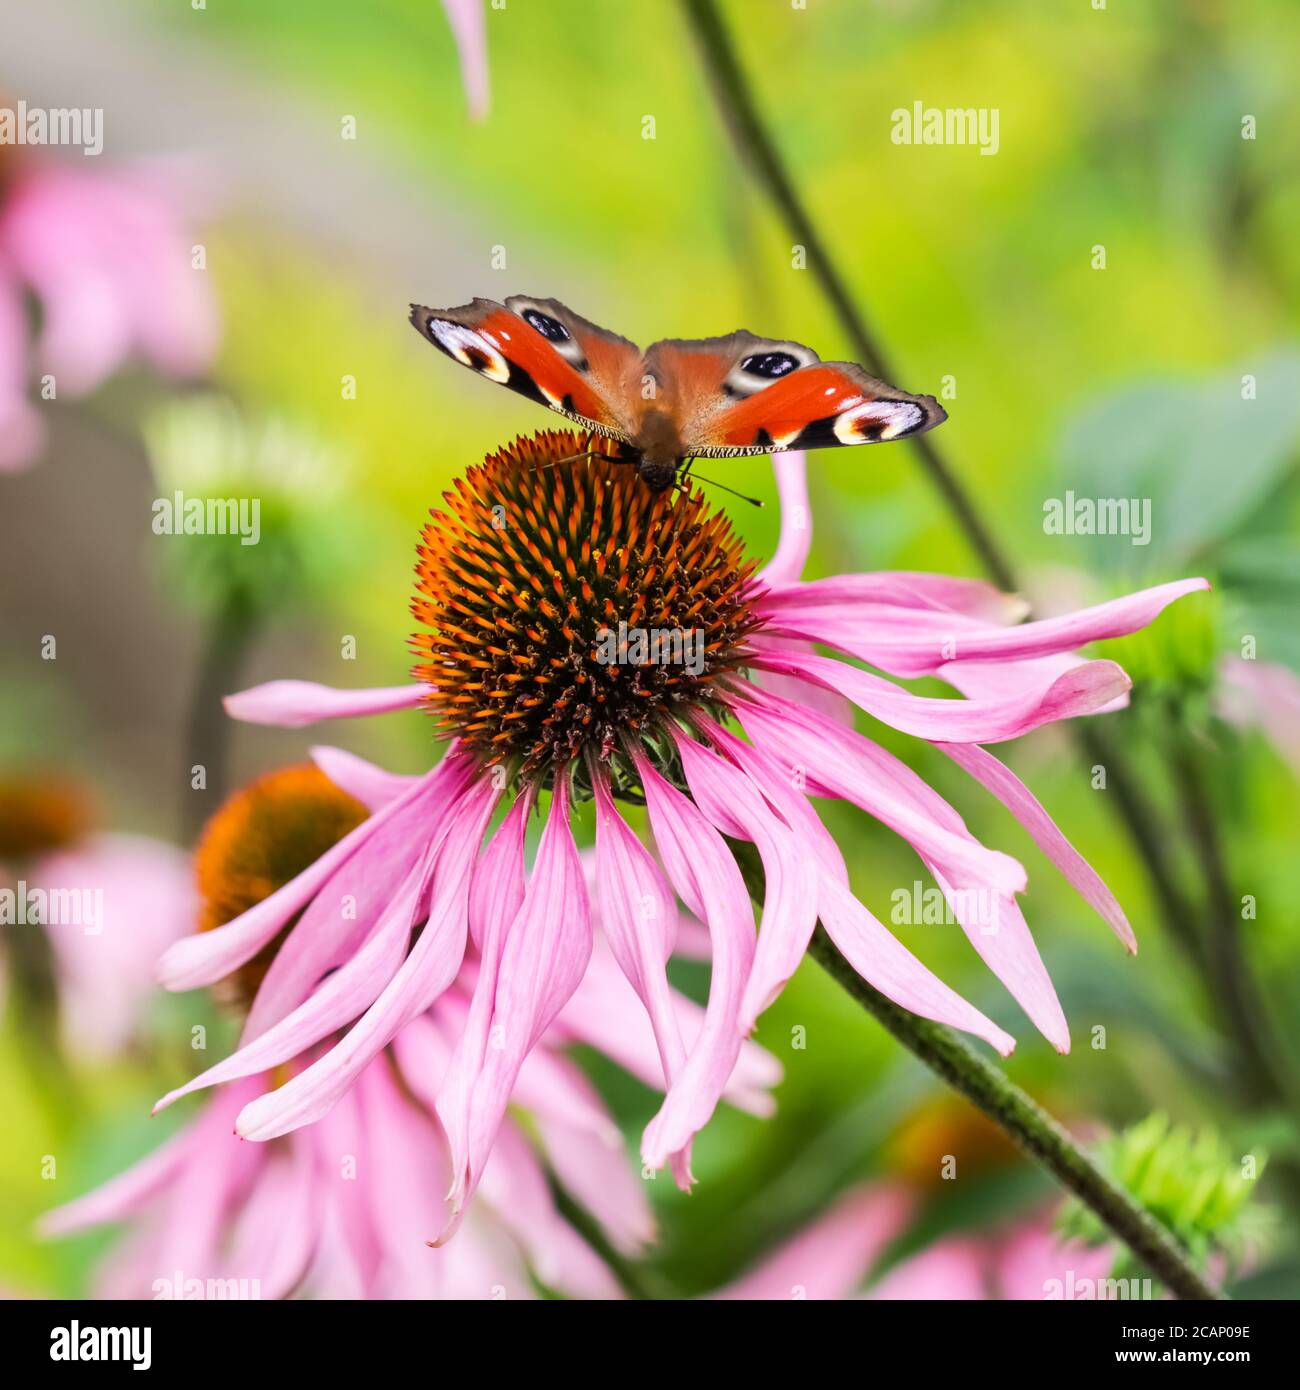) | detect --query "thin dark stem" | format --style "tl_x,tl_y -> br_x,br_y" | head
679,0 -> 1015,590
546,1172 -> 670,1301
3,896 -> 80,1124
182,590 -> 260,842
1168,733 -> 1298,1110
1076,721 -> 1206,967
